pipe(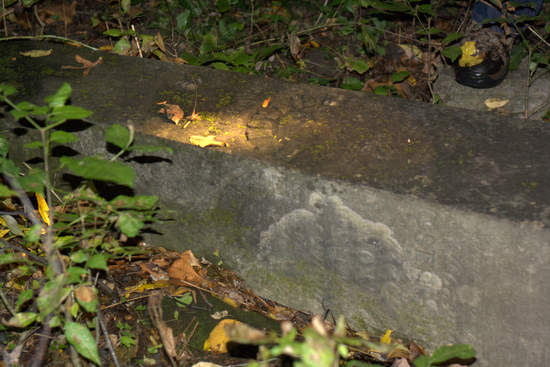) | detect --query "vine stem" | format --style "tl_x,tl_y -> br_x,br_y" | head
0,35 -> 99,51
